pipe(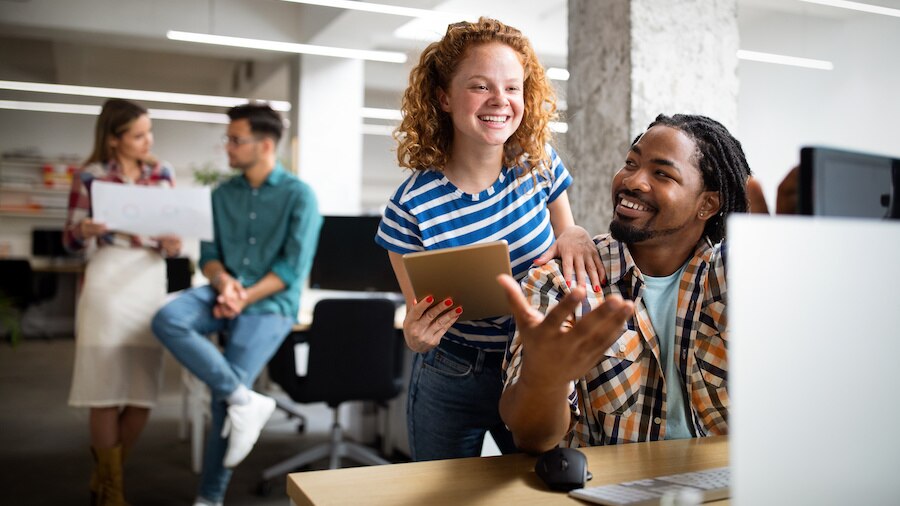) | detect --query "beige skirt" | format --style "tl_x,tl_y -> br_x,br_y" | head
68,246 -> 167,408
